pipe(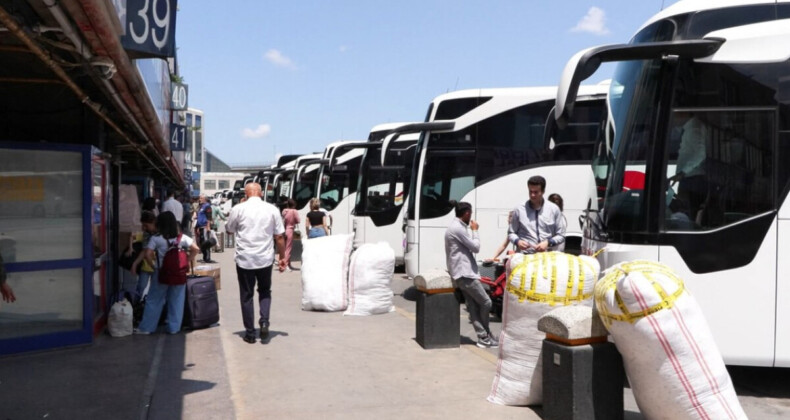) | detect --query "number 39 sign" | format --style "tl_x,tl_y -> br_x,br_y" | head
120,0 -> 177,58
